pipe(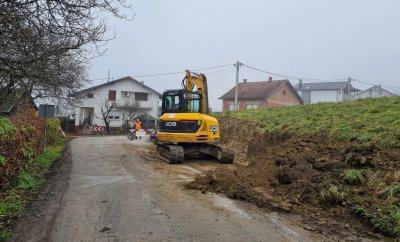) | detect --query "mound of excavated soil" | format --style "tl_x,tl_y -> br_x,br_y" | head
186,117 -> 400,239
